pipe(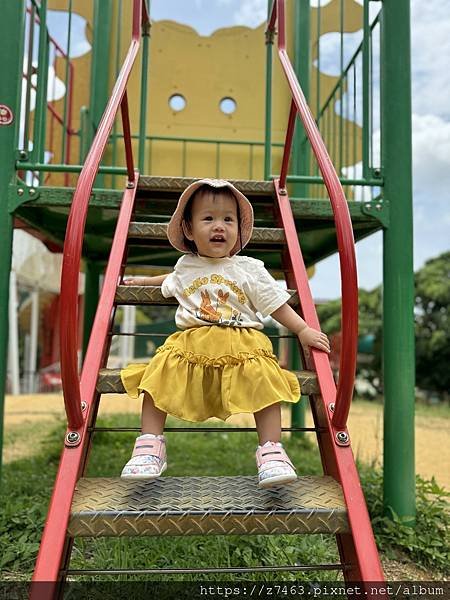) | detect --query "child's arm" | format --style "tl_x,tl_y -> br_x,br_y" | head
270,303 -> 330,357
123,273 -> 171,286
